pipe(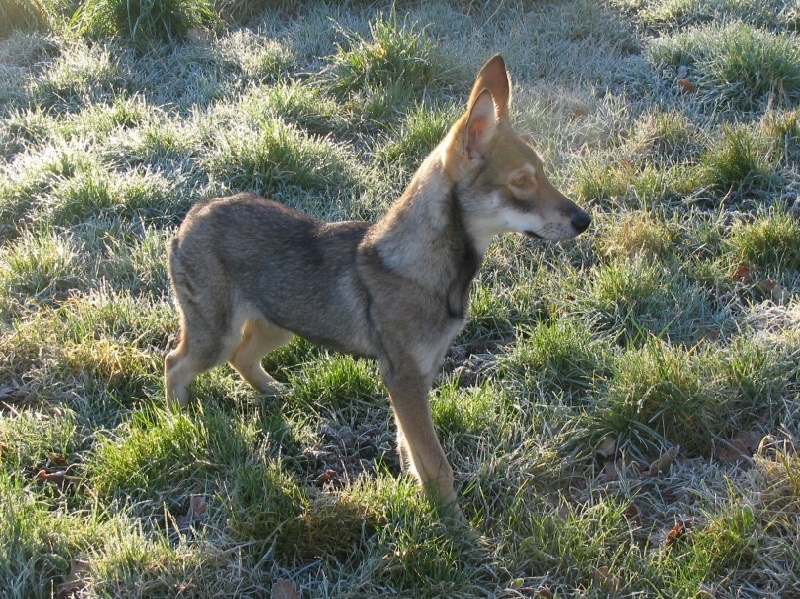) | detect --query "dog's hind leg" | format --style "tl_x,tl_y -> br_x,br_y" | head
165,305 -> 244,409
230,318 -> 292,395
